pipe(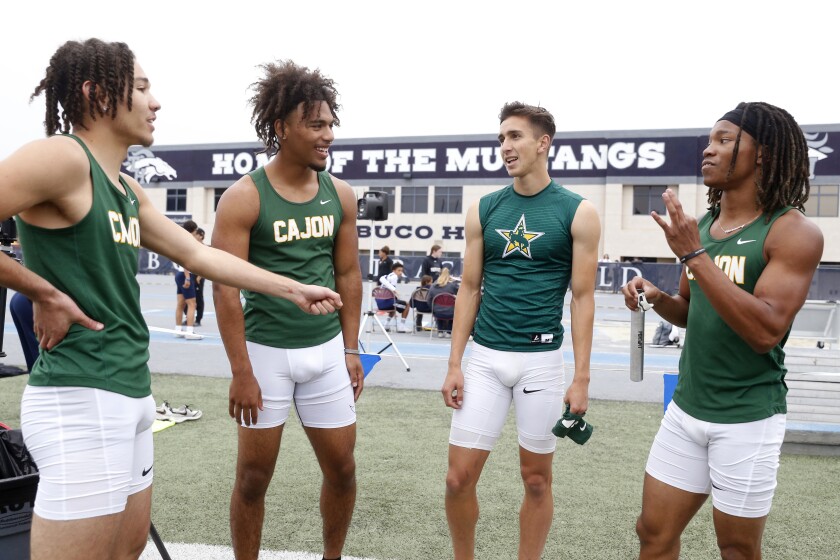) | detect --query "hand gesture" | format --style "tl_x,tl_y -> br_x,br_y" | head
345,354 -> 364,401
33,290 -> 103,350
651,188 -> 703,258
441,364 -> 465,409
293,285 -> 343,315
229,370 -> 263,427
